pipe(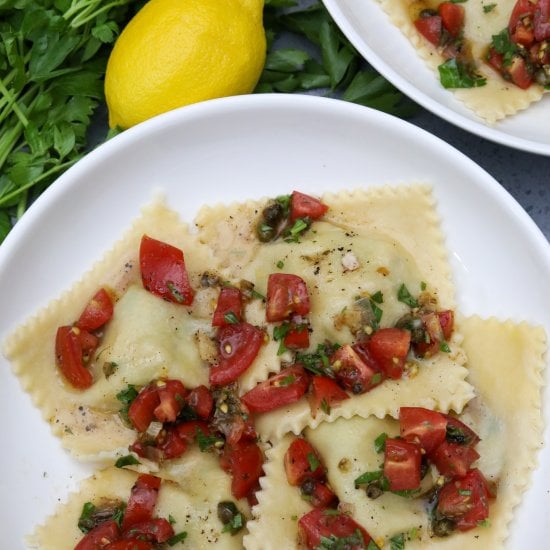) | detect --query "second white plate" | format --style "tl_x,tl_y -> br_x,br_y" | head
323,0 -> 550,155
